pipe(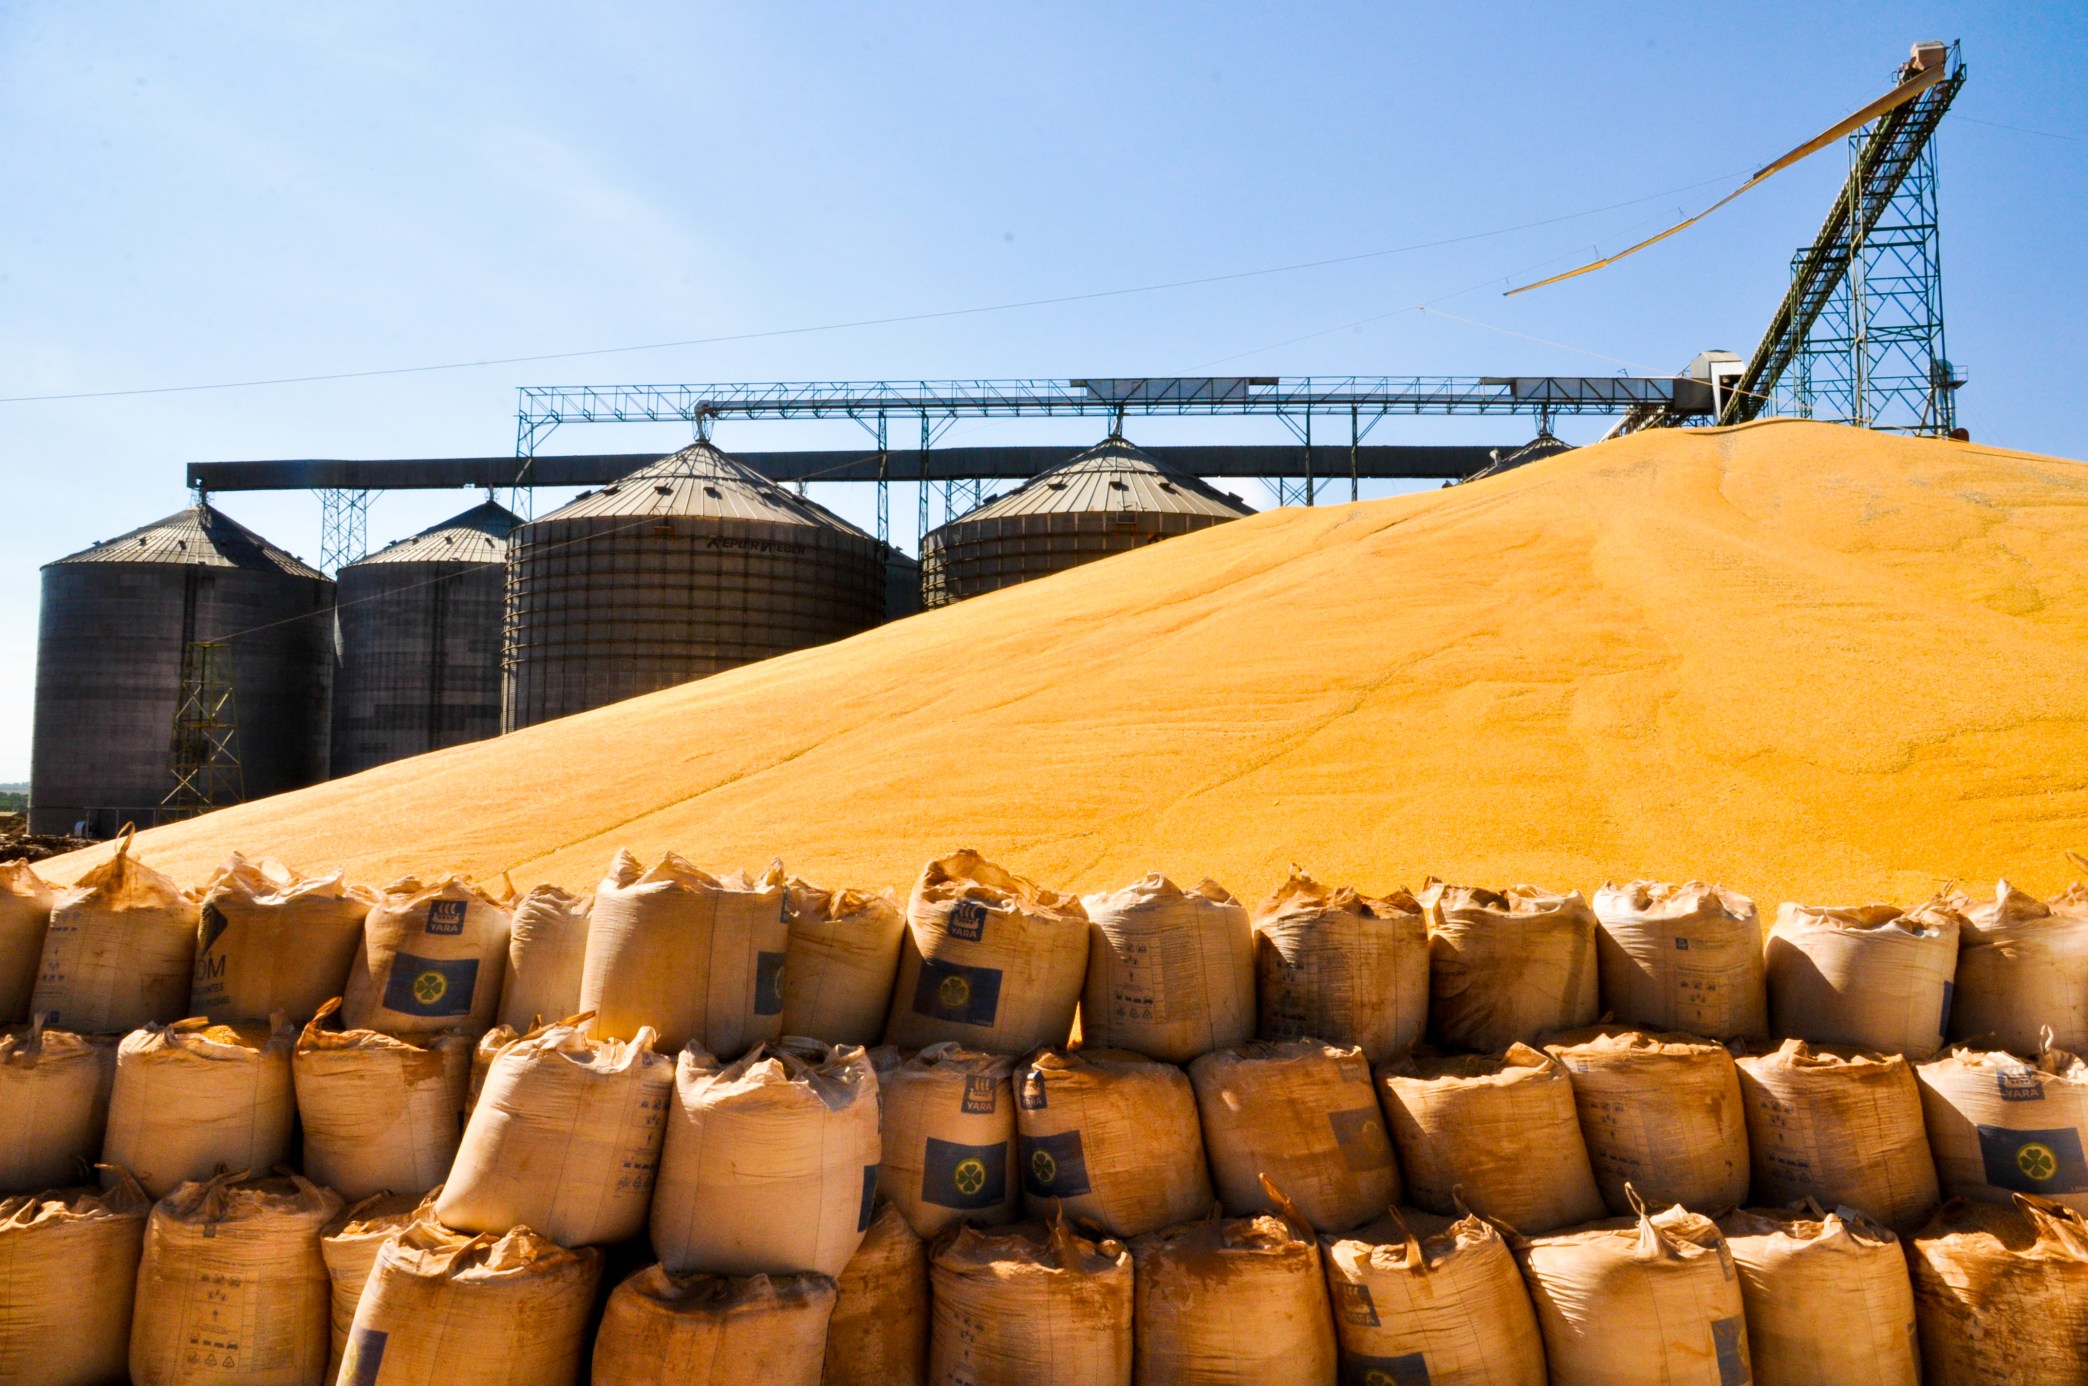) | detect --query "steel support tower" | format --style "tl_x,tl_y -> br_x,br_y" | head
161,641 -> 244,822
